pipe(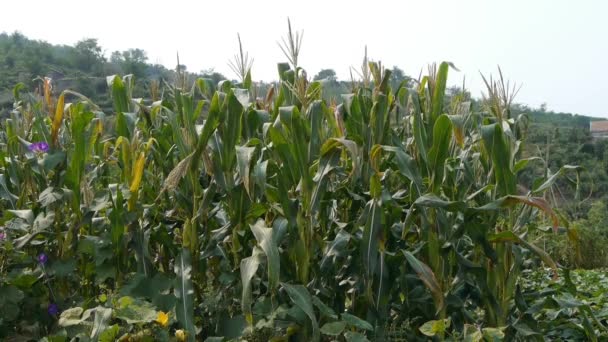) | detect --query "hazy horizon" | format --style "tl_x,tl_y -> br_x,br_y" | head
2,0 -> 606,117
